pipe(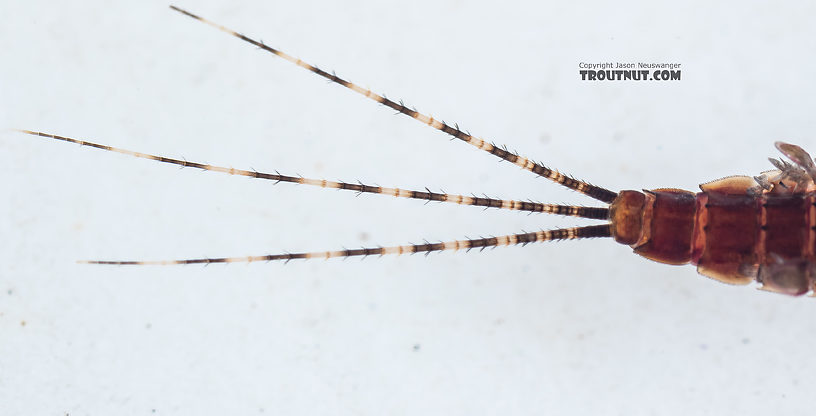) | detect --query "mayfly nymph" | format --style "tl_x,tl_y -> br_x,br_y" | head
18,6 -> 816,297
